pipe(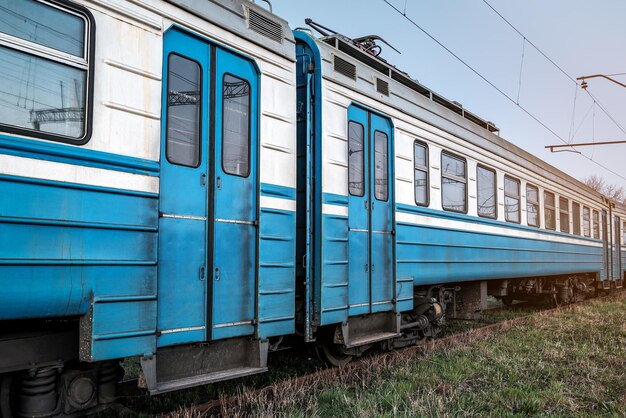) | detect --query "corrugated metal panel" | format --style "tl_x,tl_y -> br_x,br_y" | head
376,78 -> 389,96
333,55 -> 356,80
247,8 -> 283,43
